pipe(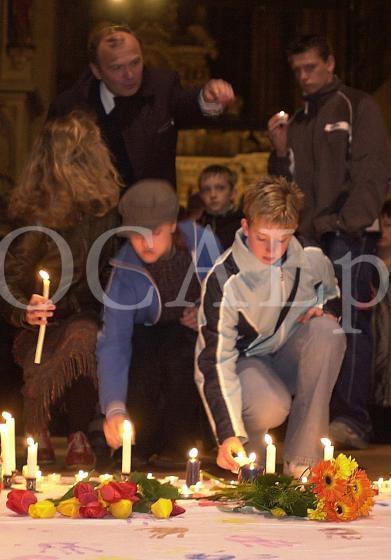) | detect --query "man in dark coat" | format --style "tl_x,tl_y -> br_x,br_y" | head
48,22 -> 234,189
